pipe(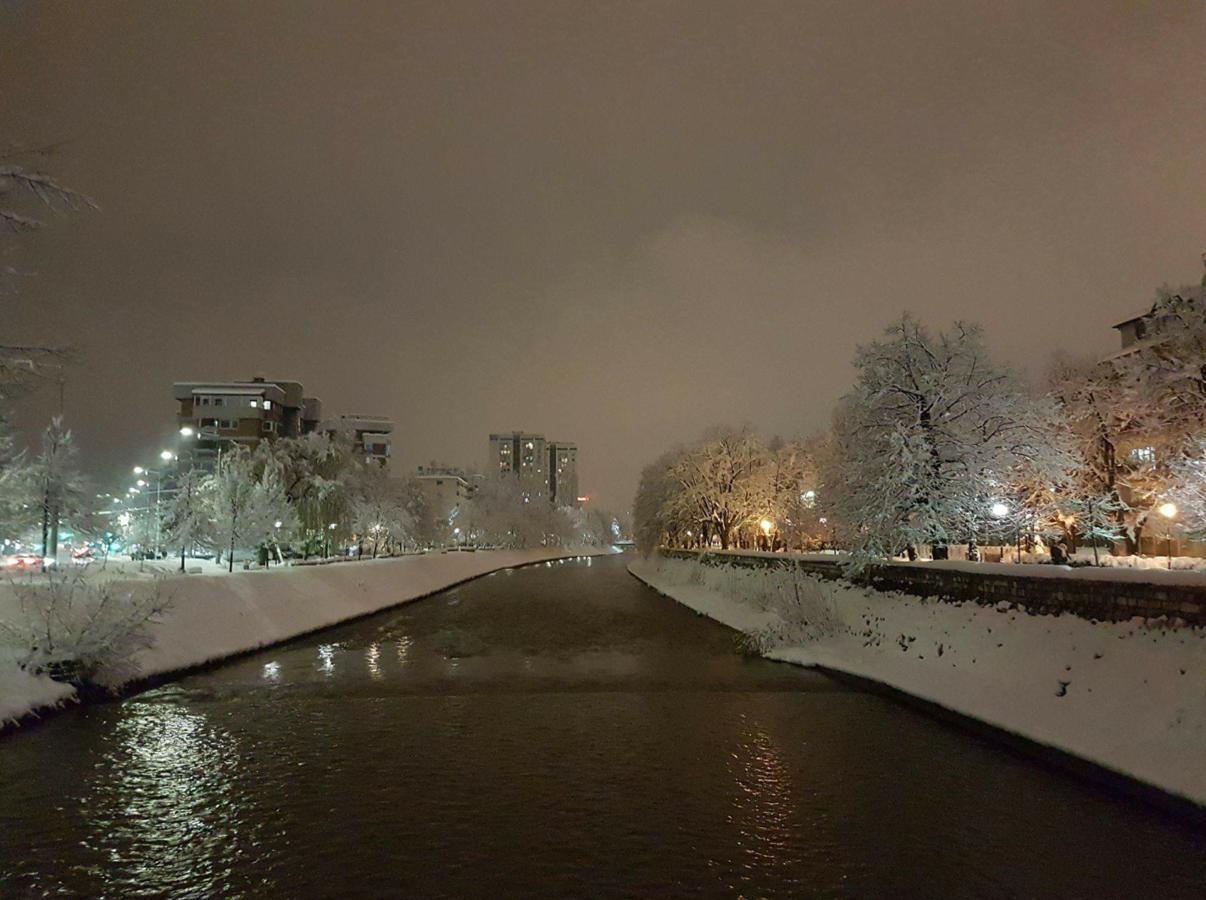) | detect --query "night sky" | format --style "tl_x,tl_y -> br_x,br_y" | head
4,1 -> 1206,509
